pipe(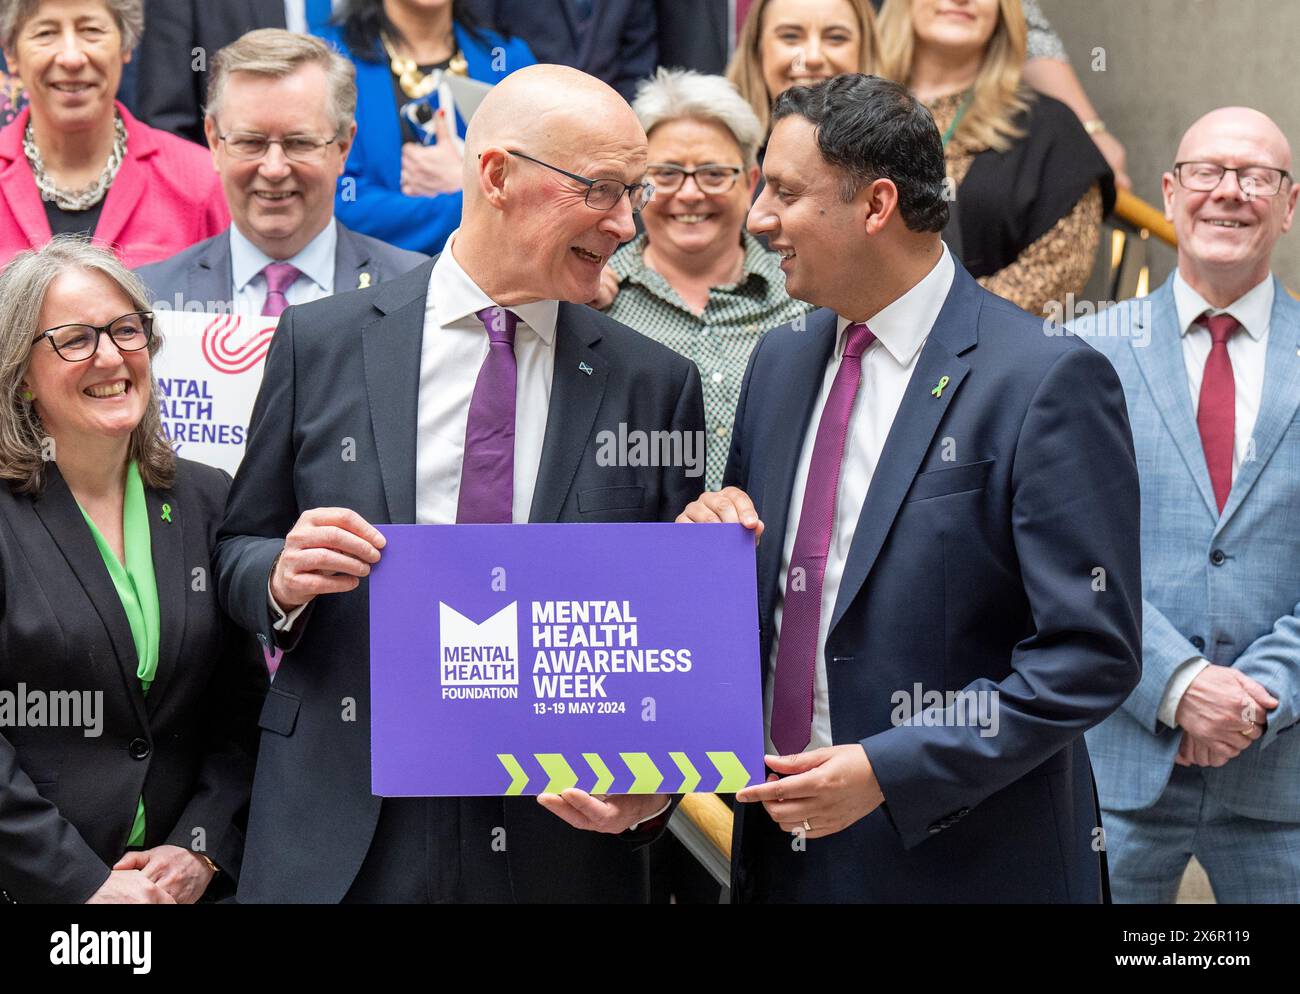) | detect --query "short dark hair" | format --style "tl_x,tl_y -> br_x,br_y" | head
772,74 -> 950,233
